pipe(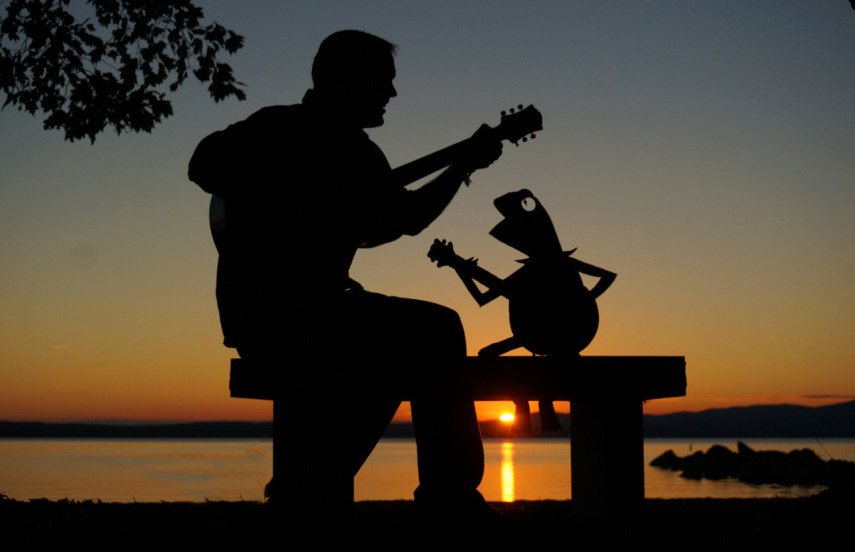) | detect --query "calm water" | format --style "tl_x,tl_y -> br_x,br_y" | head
1,438 -> 852,503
